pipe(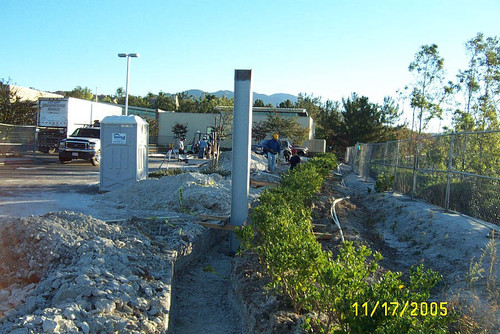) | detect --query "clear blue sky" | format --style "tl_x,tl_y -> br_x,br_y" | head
1,0 -> 499,129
